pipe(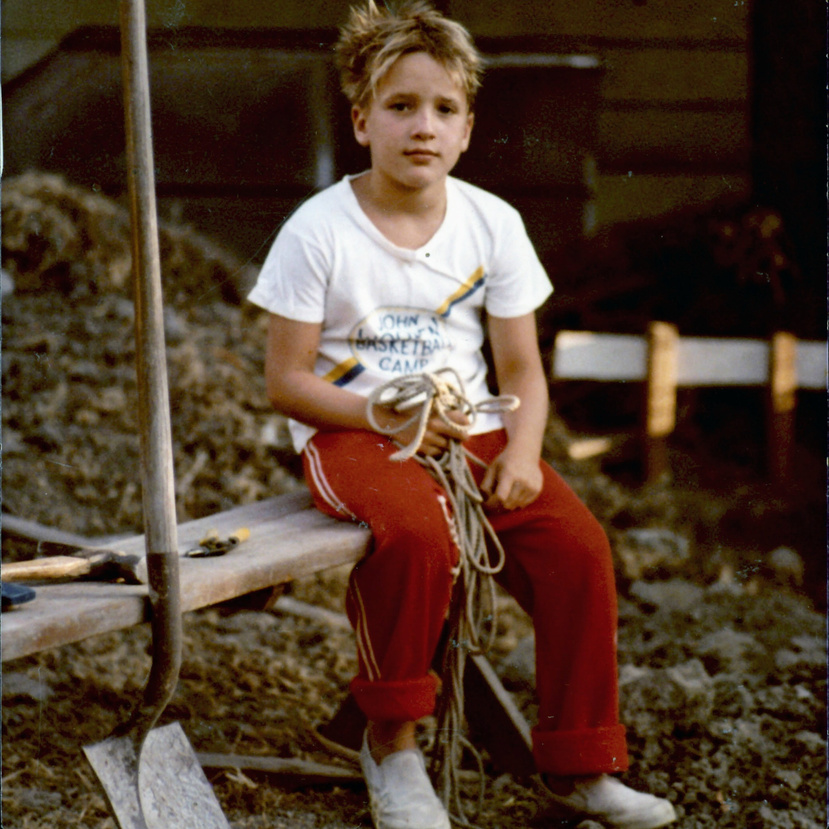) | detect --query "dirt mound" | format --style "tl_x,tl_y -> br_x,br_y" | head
2,172 -> 297,538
